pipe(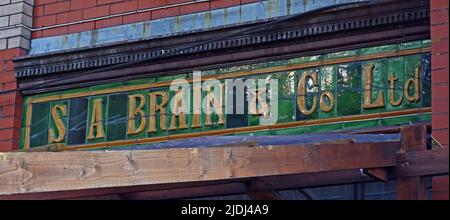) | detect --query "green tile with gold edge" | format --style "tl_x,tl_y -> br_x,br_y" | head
48,101 -> 69,145
386,56 -> 406,112
343,119 -> 380,130
200,83 -> 226,132
86,95 -> 108,144
359,44 -> 398,55
361,59 -> 387,115
305,123 -> 343,134
381,115 -> 421,126
403,55 -> 422,109
29,102 -> 50,148
126,90 -> 150,140
19,127 -> 27,149
336,63 -> 362,116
